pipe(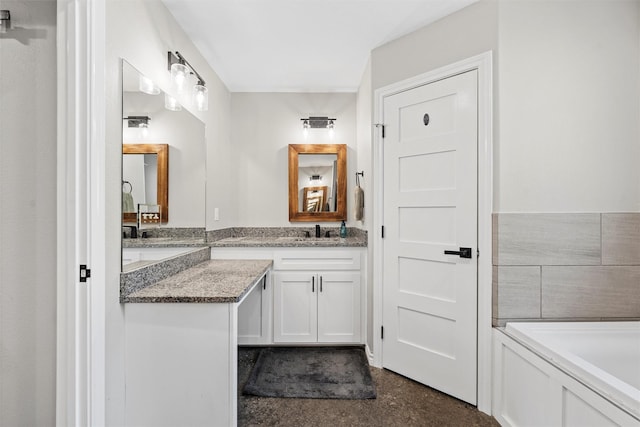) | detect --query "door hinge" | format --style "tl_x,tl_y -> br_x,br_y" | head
79,264 -> 91,283
477,248 -> 480,258
381,326 -> 384,340
381,125 -> 386,138
381,225 -> 385,238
